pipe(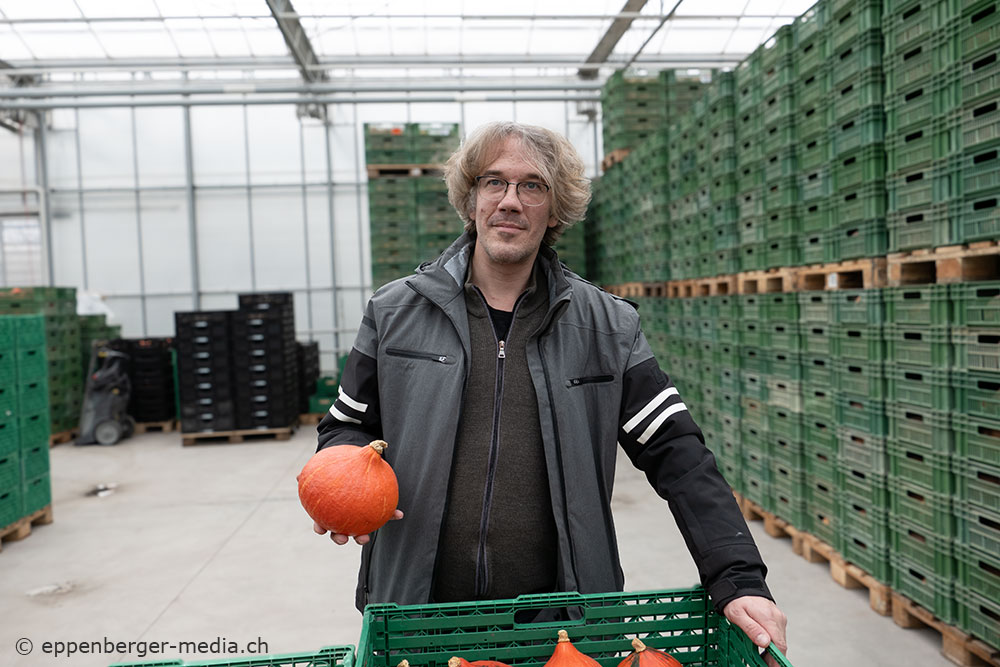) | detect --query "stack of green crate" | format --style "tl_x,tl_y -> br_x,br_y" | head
78,314 -> 122,380
834,285 -> 891,584
737,293 -> 771,511
0,314 -> 52,530
307,374 -> 340,415
762,292 -> 807,530
951,280 -> 1000,649
553,216 -> 587,278
662,69 -> 713,122
710,293 -> 742,488
883,283 -> 958,624
364,122 -> 412,165
793,1 -> 836,264
584,177 -> 602,283
956,2 -> 1000,243
735,48 -> 765,272
705,72 -> 740,279
799,290 -> 839,545
667,115 -> 699,280
620,128 -> 670,283
415,174 -> 461,264
370,176 -> 420,288
760,26 -> 802,270
828,0 -> 889,260
590,162 -> 627,286
410,122 -> 460,164
0,287 -> 81,437
691,294 -> 720,461
884,0 -> 963,250
601,69 -> 667,153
